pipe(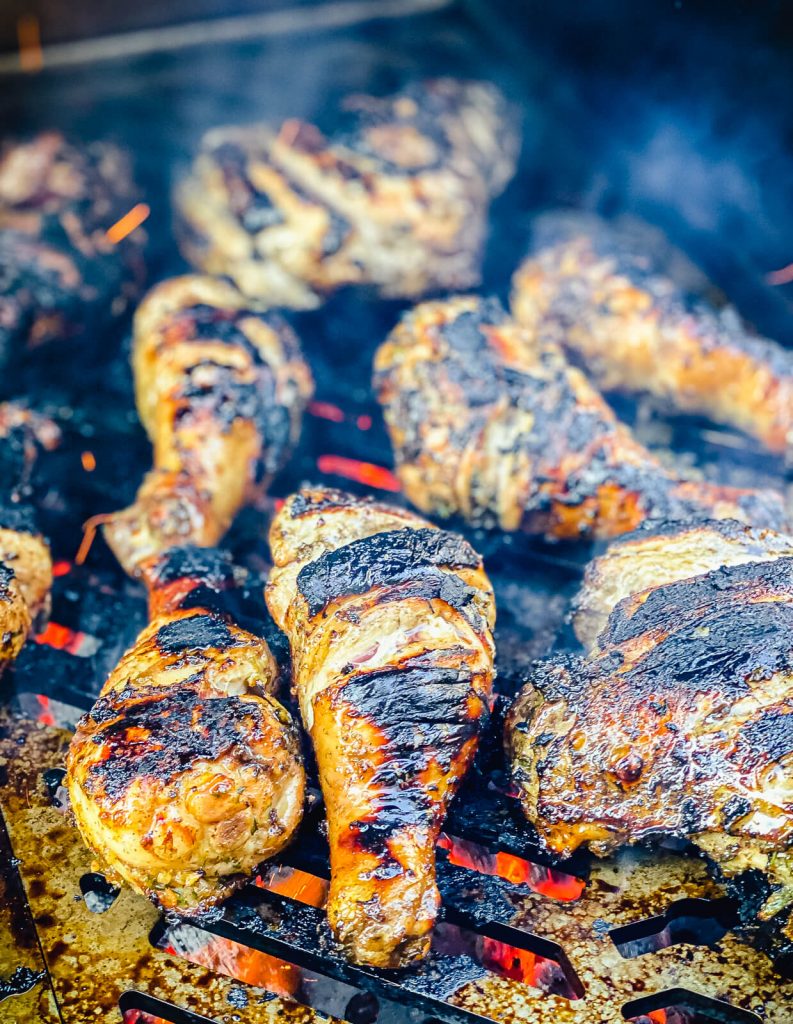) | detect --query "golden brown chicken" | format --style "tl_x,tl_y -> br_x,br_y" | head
0,505 -> 52,670
374,296 -> 788,541
176,79 -> 519,309
507,553 -> 793,959
67,545 -> 305,912
266,487 -> 496,968
0,131 -> 146,367
572,518 -> 793,649
511,210 -> 793,457
103,275 -> 313,576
